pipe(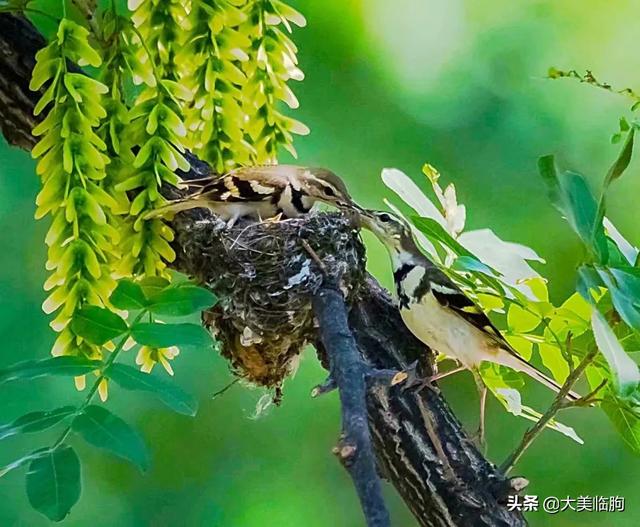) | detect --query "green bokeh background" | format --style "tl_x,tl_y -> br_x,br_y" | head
1,0 -> 640,525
